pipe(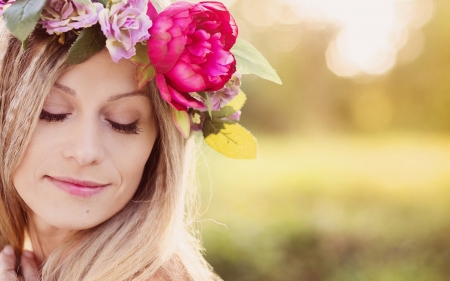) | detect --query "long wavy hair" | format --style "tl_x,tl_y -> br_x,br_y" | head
0,1 -> 220,280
